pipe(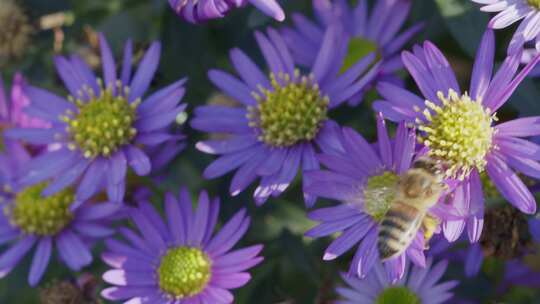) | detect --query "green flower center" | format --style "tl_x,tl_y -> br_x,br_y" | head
0,0 -> 32,61
363,171 -> 400,222
157,246 -> 212,299
417,89 -> 495,180
528,0 -> 540,9
340,37 -> 381,73
63,84 -> 139,158
247,71 -> 329,147
376,286 -> 421,304
6,183 -> 74,236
